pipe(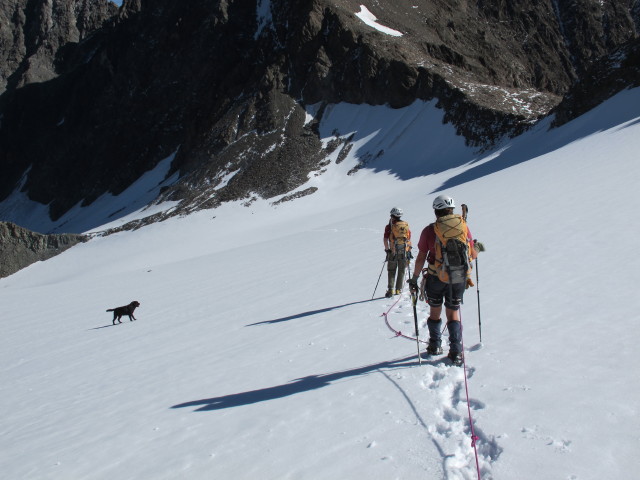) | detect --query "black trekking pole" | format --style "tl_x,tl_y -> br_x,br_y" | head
475,253 -> 482,343
462,204 -> 483,343
410,290 -> 422,365
371,258 -> 387,300
405,250 -> 422,363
